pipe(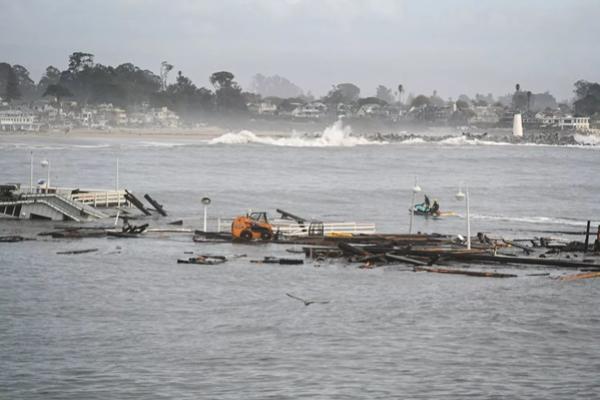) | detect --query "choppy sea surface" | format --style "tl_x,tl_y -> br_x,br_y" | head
1,126 -> 600,399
